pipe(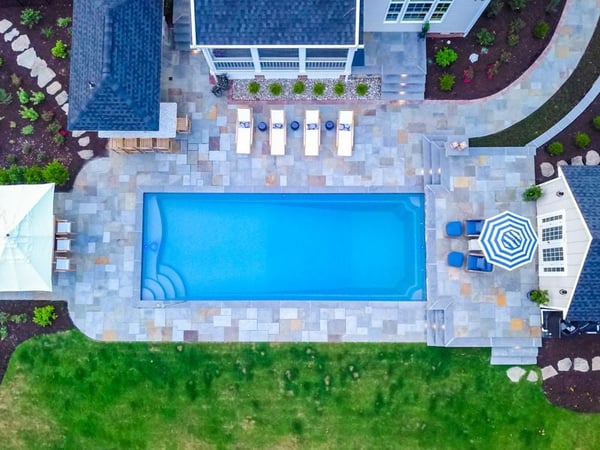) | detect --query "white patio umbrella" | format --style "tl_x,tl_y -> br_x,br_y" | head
0,184 -> 55,292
